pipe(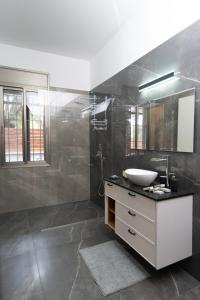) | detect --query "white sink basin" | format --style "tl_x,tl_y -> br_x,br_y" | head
125,168 -> 158,186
